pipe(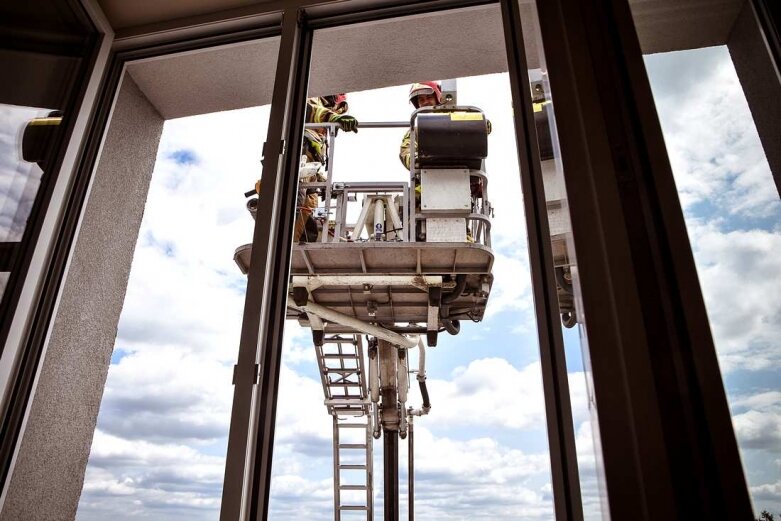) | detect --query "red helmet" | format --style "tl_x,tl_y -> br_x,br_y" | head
409,82 -> 442,108
323,94 -> 348,113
